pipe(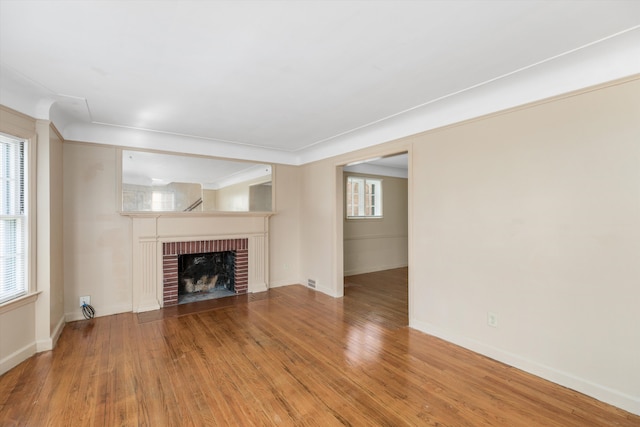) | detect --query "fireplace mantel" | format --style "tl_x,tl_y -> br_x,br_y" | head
130,215 -> 270,312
